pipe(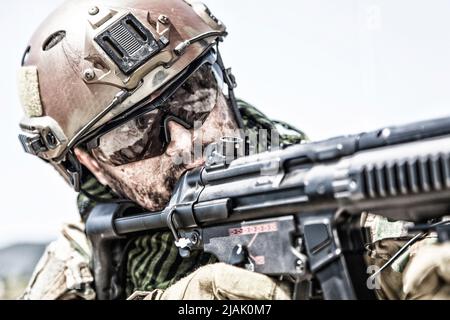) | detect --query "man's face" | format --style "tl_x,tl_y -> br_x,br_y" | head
76,91 -> 239,211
